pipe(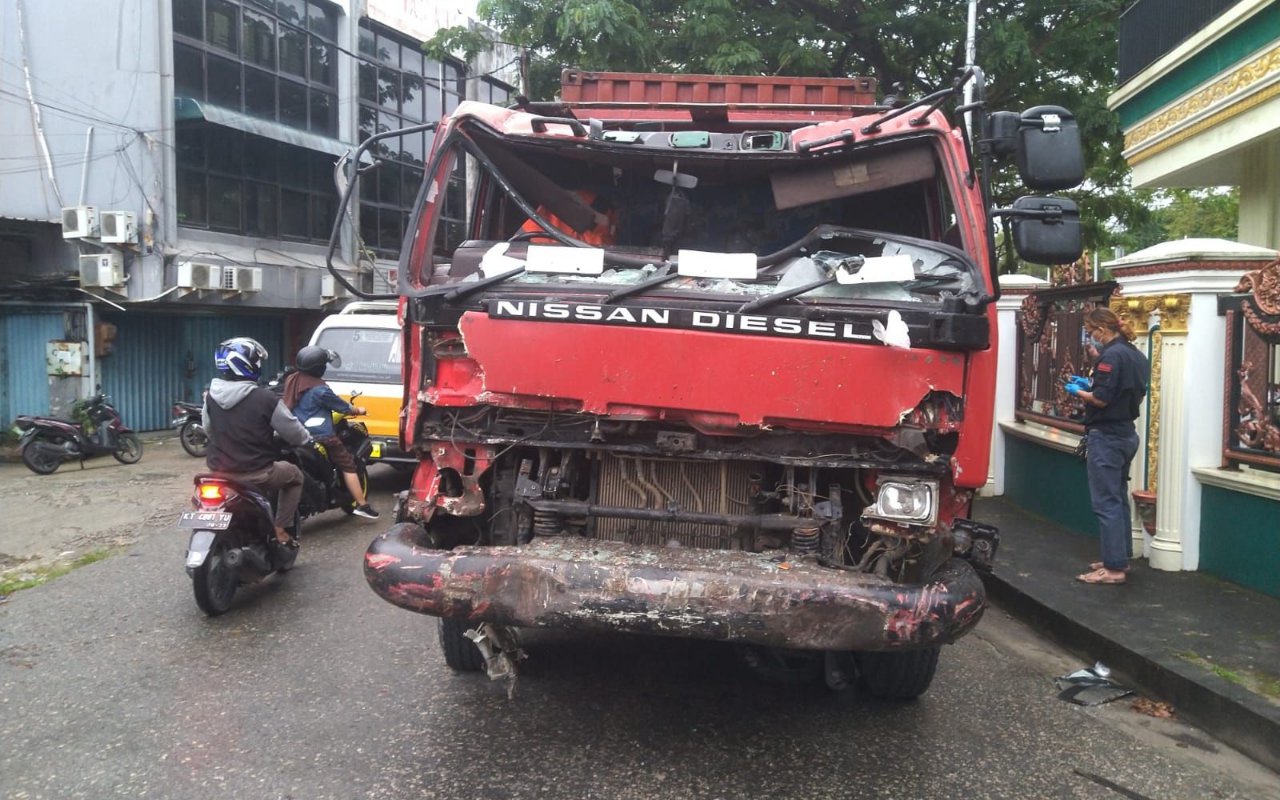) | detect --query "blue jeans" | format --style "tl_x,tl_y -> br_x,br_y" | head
1085,425 -> 1140,570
